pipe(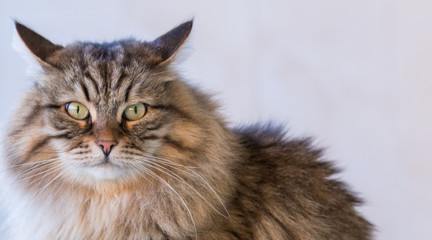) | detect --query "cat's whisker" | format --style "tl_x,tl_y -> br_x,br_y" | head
132,162 -> 198,239
11,158 -> 61,175
6,143 -> 78,156
20,162 -> 74,227
136,153 -> 230,218
13,159 -> 62,183
0,158 -> 61,174
122,161 -> 150,184
122,147 -> 195,168
153,157 -> 199,170
160,162 -> 230,218
32,167 -> 66,199
7,157 -> 61,168
46,162 -> 81,202
15,161 -> 71,220
17,162 -> 66,190
120,148 -> 197,169
143,152 -> 199,169
44,169 -> 67,201
133,158 -> 229,219
135,153 -> 191,170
